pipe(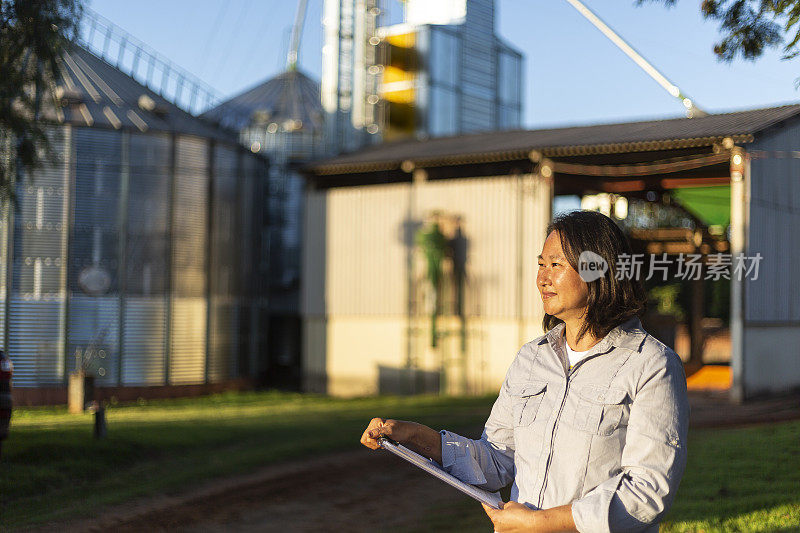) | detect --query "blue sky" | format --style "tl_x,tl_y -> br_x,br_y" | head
89,0 -> 800,129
